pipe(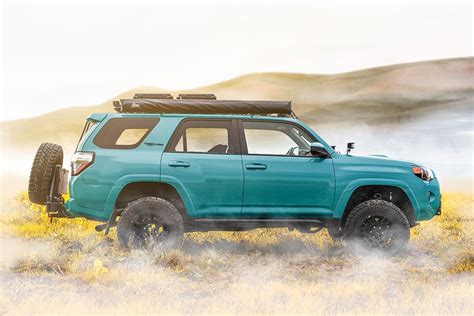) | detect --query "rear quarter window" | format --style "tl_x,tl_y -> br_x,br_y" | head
93,117 -> 160,149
